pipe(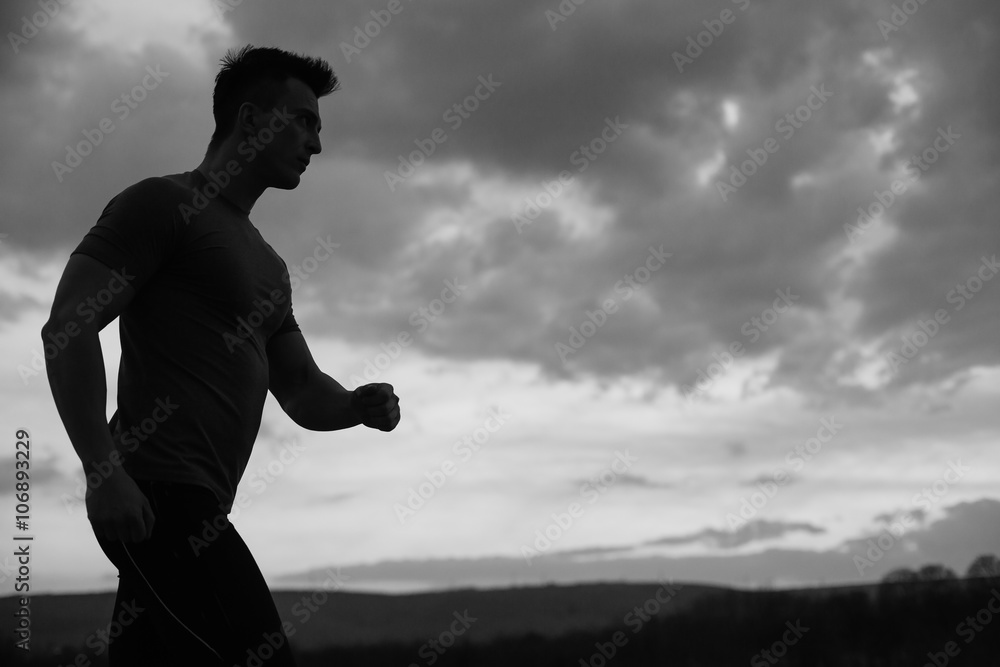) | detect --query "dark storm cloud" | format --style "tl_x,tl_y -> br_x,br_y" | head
6,0 -> 999,405
226,0 -> 998,401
